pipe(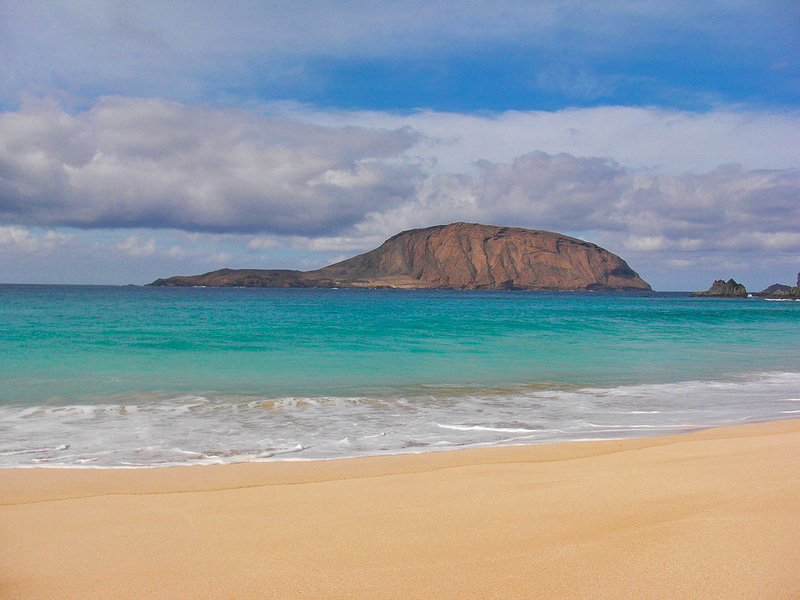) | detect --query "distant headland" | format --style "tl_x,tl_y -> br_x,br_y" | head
150,223 -> 651,291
